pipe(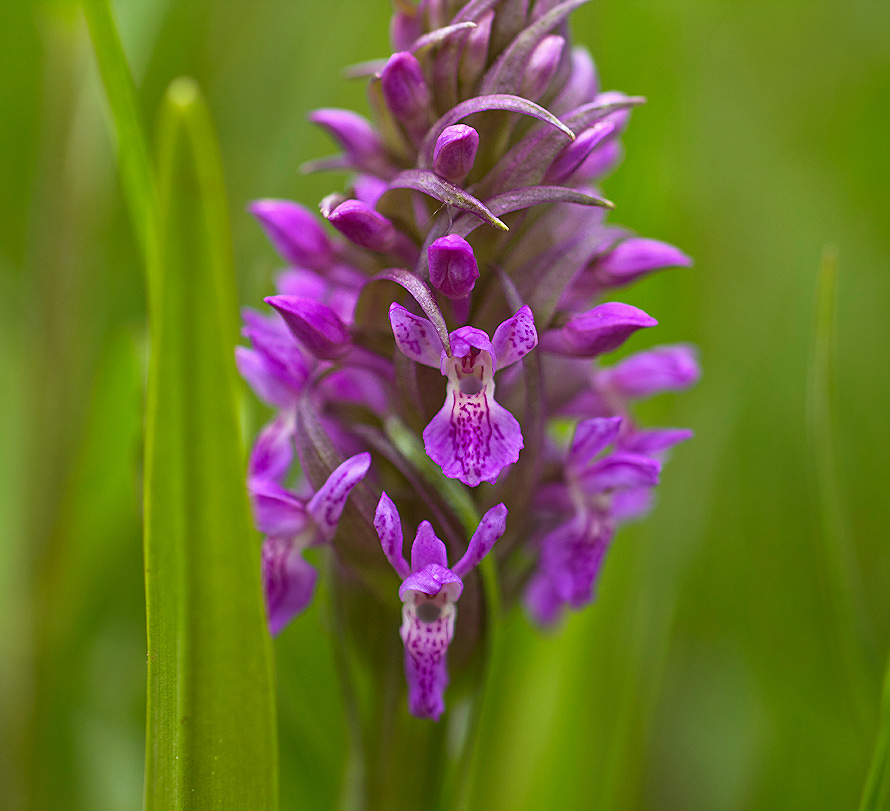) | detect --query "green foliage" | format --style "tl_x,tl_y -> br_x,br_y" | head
142,77 -> 277,809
